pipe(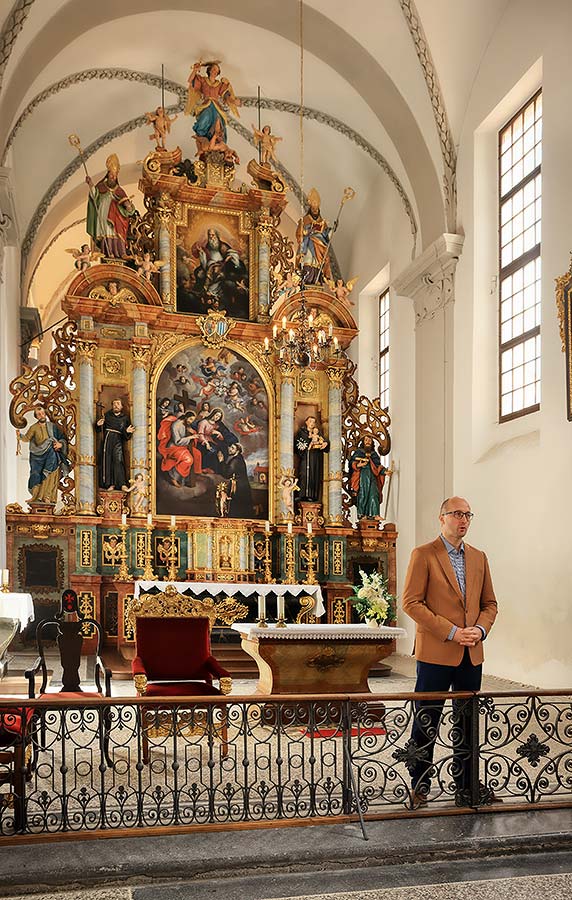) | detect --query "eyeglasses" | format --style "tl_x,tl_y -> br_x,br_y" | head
443,510 -> 474,521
